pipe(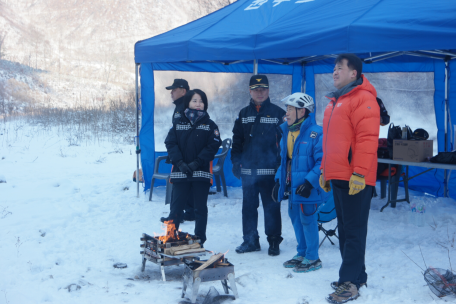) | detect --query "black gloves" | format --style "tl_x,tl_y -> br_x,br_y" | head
272,180 -> 280,203
177,160 -> 193,175
296,179 -> 313,198
188,160 -> 200,172
232,163 -> 241,180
